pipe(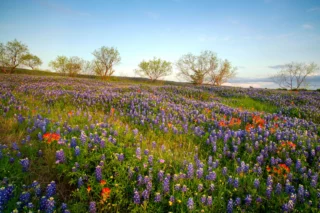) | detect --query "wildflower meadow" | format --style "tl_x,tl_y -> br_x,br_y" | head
0,74 -> 319,212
